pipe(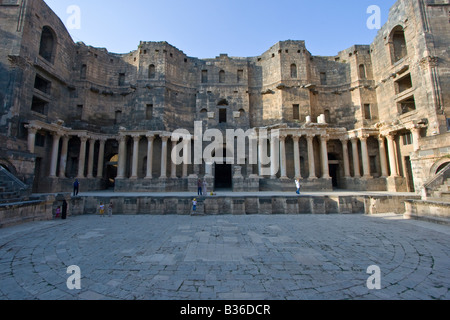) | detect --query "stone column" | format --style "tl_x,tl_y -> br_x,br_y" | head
340,138 -> 351,178
306,134 -> 317,179
97,138 -> 106,178
170,138 -> 178,178
293,135 -> 302,179
160,135 -> 169,179
279,134 -> 287,179
130,135 -> 141,179
145,135 -> 155,179
77,136 -> 88,179
116,135 -> 128,179
360,134 -> 371,178
26,125 -> 39,154
49,132 -> 62,178
59,135 -> 70,178
386,134 -> 399,177
320,134 -> 330,179
351,137 -> 361,178
410,126 -> 421,152
87,138 -> 96,178
258,132 -> 265,176
378,135 -> 389,178
270,131 -> 279,179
